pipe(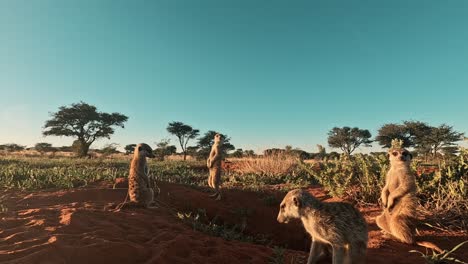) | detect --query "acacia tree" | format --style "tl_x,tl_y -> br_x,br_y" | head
124,144 -> 137,155
327,127 -> 372,156
195,130 -> 235,160
425,124 -> 464,158
166,121 -> 199,160
34,142 -> 55,154
375,123 -> 413,148
376,121 -> 463,158
43,102 -> 128,157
